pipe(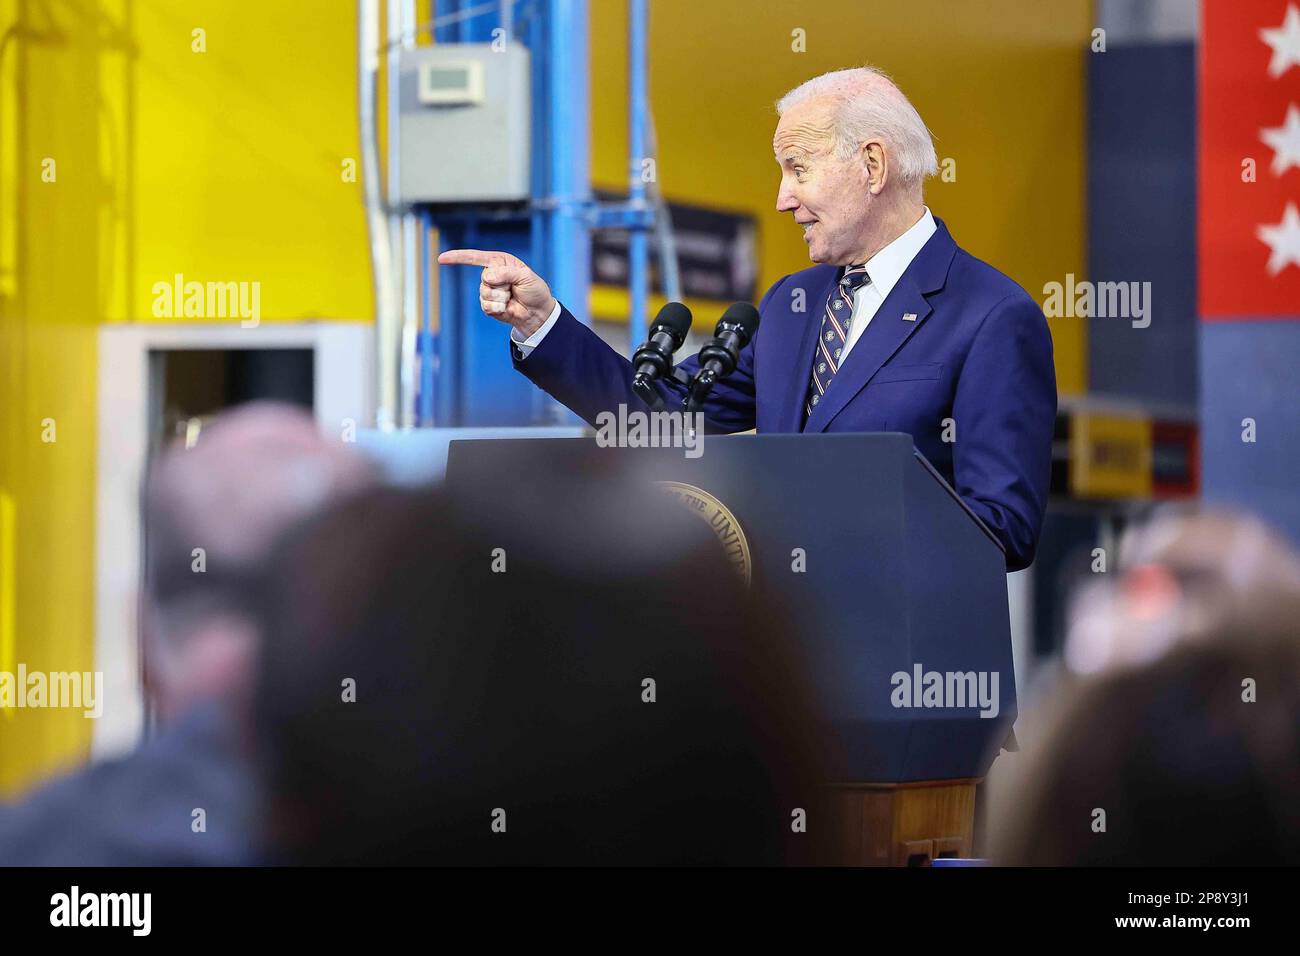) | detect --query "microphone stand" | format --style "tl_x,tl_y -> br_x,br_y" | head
633,367 -> 696,413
